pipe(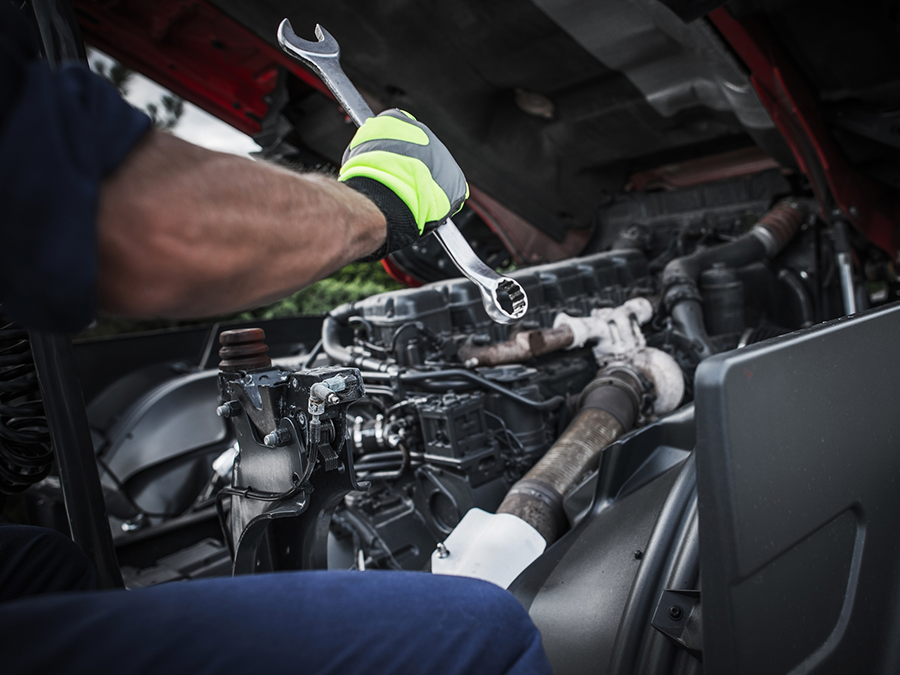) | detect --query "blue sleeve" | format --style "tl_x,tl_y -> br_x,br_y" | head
0,4 -> 152,332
